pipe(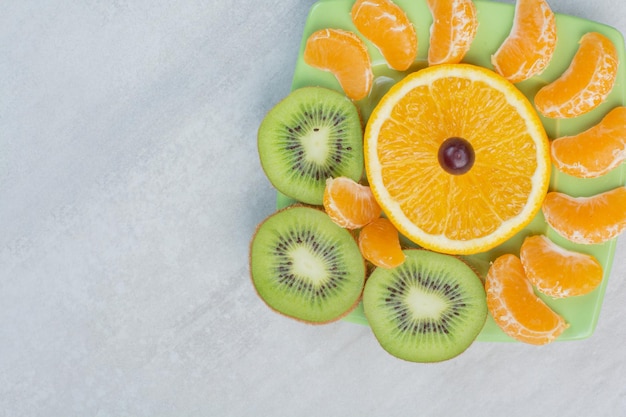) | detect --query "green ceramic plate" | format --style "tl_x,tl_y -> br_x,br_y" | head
277,0 -> 626,341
